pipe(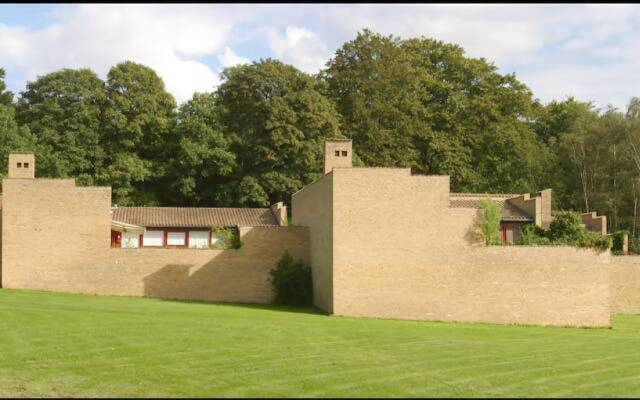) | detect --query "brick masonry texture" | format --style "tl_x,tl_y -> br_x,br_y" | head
1,178 -> 308,303
293,168 -> 612,328
4,165 -> 640,328
291,172 -> 333,312
610,256 -> 640,314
